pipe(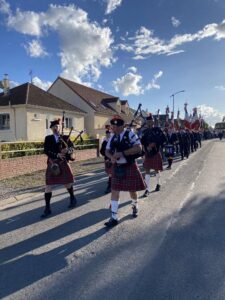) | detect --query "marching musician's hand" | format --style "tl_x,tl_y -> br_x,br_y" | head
113,152 -> 123,160
61,148 -> 68,154
57,152 -> 66,160
111,157 -> 117,164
